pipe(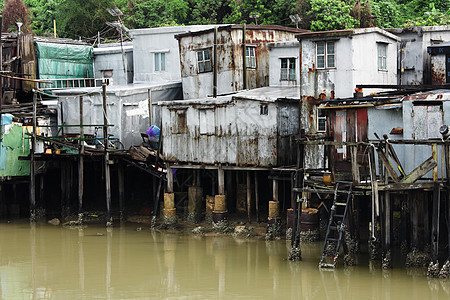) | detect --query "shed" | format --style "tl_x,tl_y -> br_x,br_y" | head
159,86 -> 300,167
175,25 -> 305,100
94,42 -> 133,86
52,82 -> 182,149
